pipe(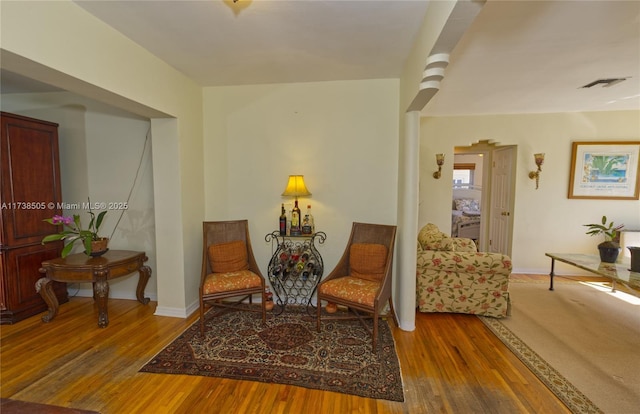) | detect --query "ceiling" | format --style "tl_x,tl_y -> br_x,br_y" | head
1,0 -> 639,116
